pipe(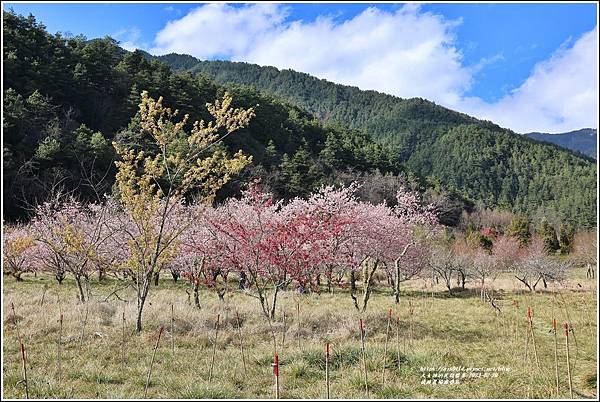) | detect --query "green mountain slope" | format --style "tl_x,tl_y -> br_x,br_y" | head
154,54 -> 597,227
2,11 -> 403,222
2,12 -> 596,227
